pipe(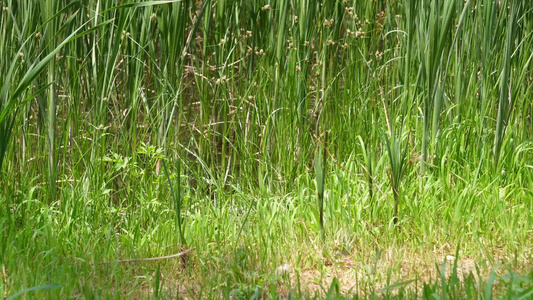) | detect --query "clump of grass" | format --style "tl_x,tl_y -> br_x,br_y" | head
382,130 -> 408,227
